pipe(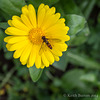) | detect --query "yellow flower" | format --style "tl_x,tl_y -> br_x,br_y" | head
4,4 -> 70,69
